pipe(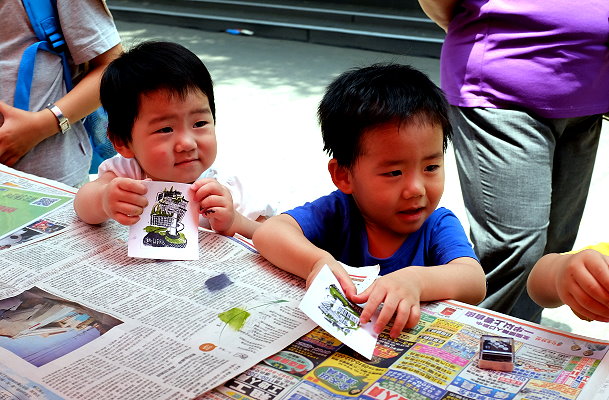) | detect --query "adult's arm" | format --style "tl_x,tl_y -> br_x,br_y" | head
0,44 -> 123,166
418,0 -> 460,32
